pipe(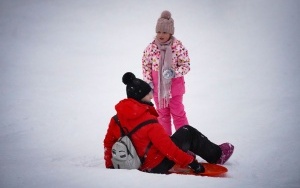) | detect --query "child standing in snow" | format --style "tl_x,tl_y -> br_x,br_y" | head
142,10 -> 190,135
103,72 -> 234,174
